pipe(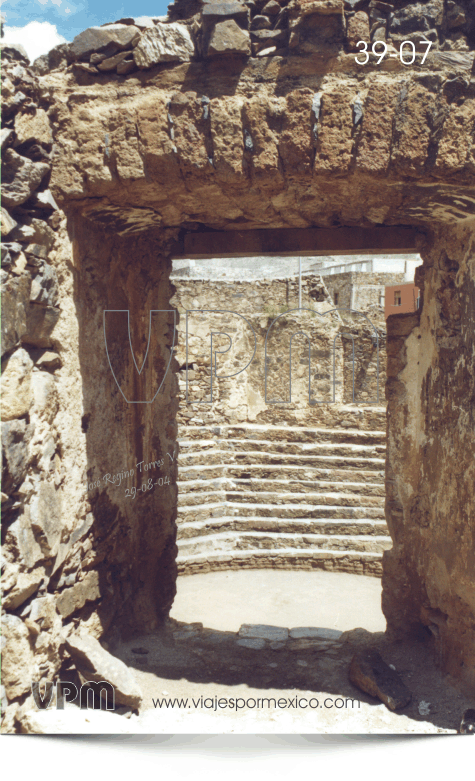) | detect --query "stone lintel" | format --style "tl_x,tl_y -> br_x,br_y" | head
176,227 -> 425,259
